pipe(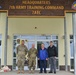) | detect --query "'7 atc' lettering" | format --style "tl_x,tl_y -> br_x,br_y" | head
32,10 -> 41,15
